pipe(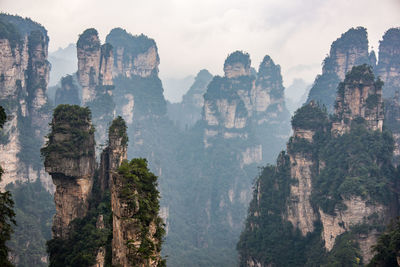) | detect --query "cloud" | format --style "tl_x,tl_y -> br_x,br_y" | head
2,0 -> 399,94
